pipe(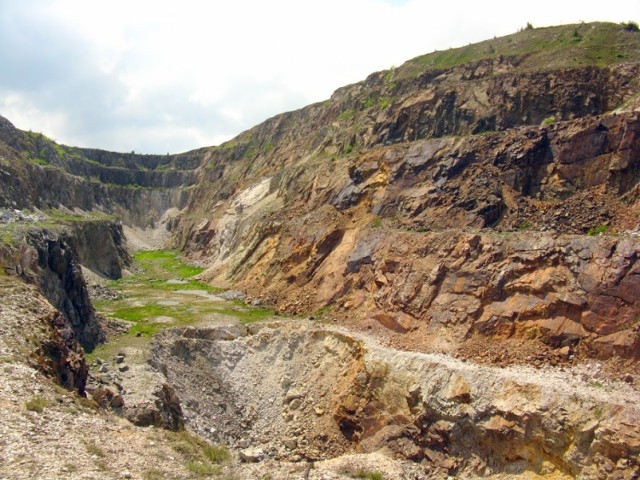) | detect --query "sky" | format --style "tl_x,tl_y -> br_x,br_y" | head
0,0 -> 638,154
